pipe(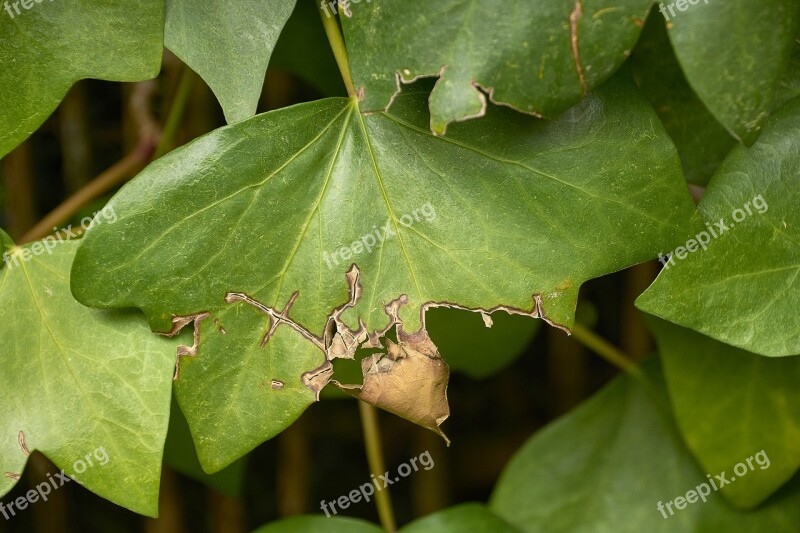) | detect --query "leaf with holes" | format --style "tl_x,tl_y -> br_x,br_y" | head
70,75 -> 696,472
165,0 -> 297,124
0,232 -> 177,516
341,0 -> 653,134
0,0 -> 163,158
